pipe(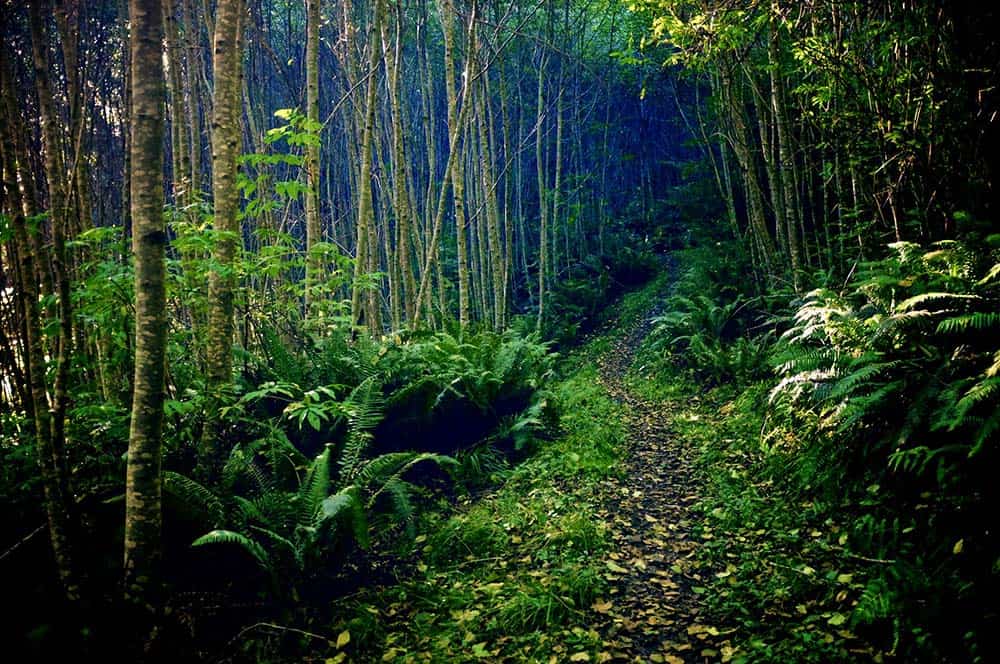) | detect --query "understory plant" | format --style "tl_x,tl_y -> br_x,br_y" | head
171,377 -> 457,598
767,238 -> 1000,659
